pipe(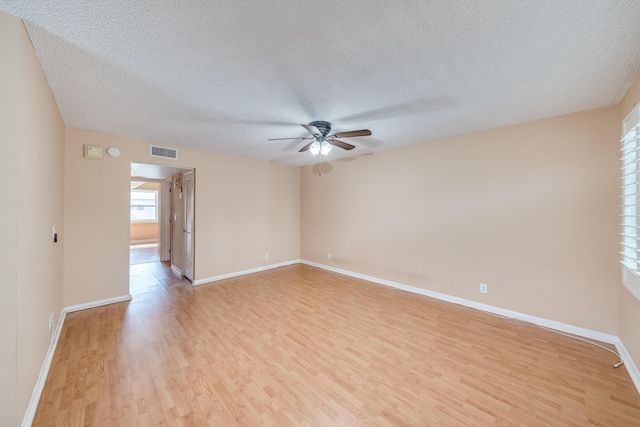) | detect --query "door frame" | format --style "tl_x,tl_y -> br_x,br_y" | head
130,162 -> 196,287
183,170 -> 195,281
